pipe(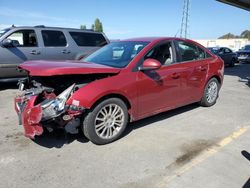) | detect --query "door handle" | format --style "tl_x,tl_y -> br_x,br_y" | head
30,50 -> 40,55
171,73 -> 180,79
61,49 -> 71,54
197,66 -> 207,71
